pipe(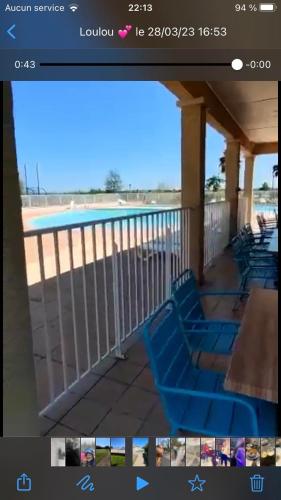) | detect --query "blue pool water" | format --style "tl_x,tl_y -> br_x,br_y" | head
254,203 -> 278,213
29,203 -> 278,230
30,207 -> 168,230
